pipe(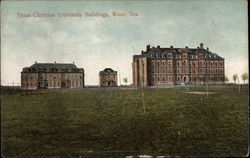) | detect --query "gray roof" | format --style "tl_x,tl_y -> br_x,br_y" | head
99,68 -> 117,74
22,62 -> 84,73
134,45 -> 224,60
